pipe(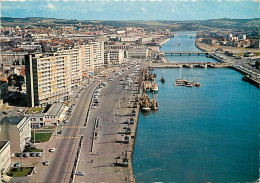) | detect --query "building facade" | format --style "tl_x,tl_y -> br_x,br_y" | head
25,53 -> 72,107
0,116 -> 31,153
0,141 -> 11,175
